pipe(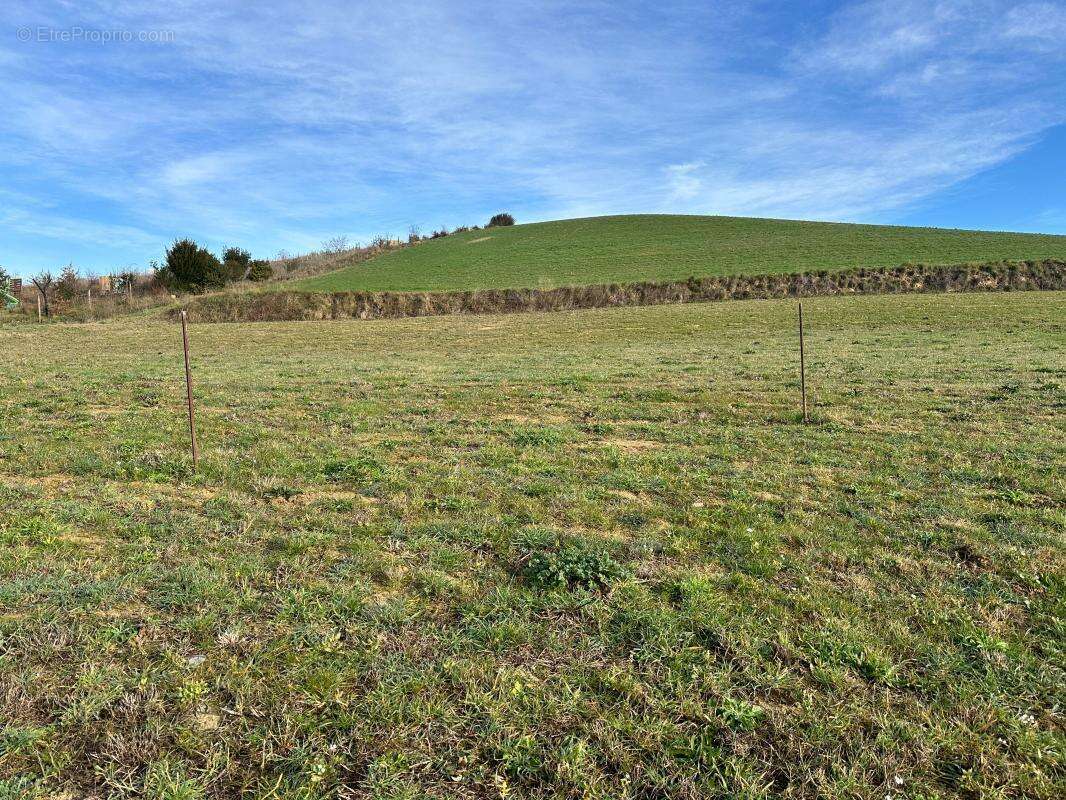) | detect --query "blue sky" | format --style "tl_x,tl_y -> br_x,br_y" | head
1,0 -> 1064,277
